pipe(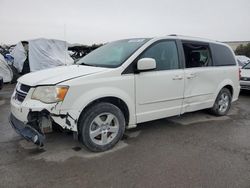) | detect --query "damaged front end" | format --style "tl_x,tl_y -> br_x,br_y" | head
10,108 -> 78,147
10,113 -> 46,147
10,109 -> 56,147
10,83 -> 79,147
